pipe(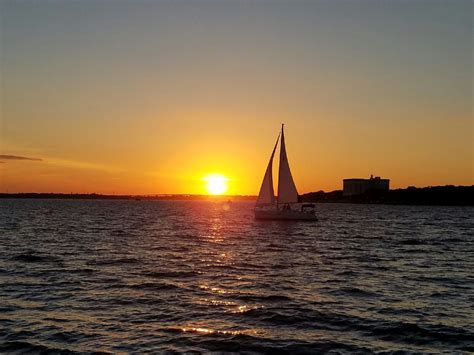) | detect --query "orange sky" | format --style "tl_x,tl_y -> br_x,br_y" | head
1,1 -> 472,195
